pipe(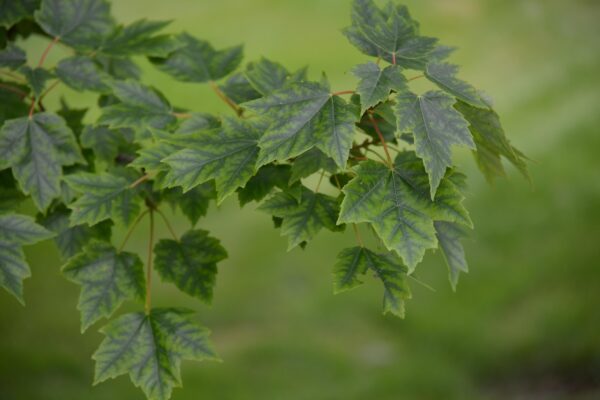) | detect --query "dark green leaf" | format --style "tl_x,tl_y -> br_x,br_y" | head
218,72 -> 261,104
20,65 -> 53,97
245,80 -> 357,168
93,308 -> 218,400
162,183 -> 216,226
237,164 -> 293,206
150,32 -> 242,83
289,148 -> 337,184
395,90 -> 474,198
352,62 -> 407,113
425,63 -> 488,108
259,186 -> 342,250
0,112 -> 83,211
56,55 -> 112,92
34,0 -> 114,49
0,0 -> 39,28
80,125 -> 133,163
435,220 -> 469,290
0,43 -> 26,69
62,241 -> 145,331
101,19 -> 179,57
154,230 -> 227,303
